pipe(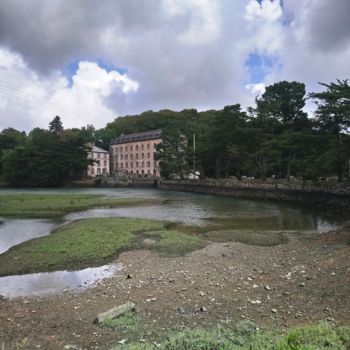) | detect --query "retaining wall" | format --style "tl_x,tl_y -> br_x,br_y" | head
158,180 -> 350,209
